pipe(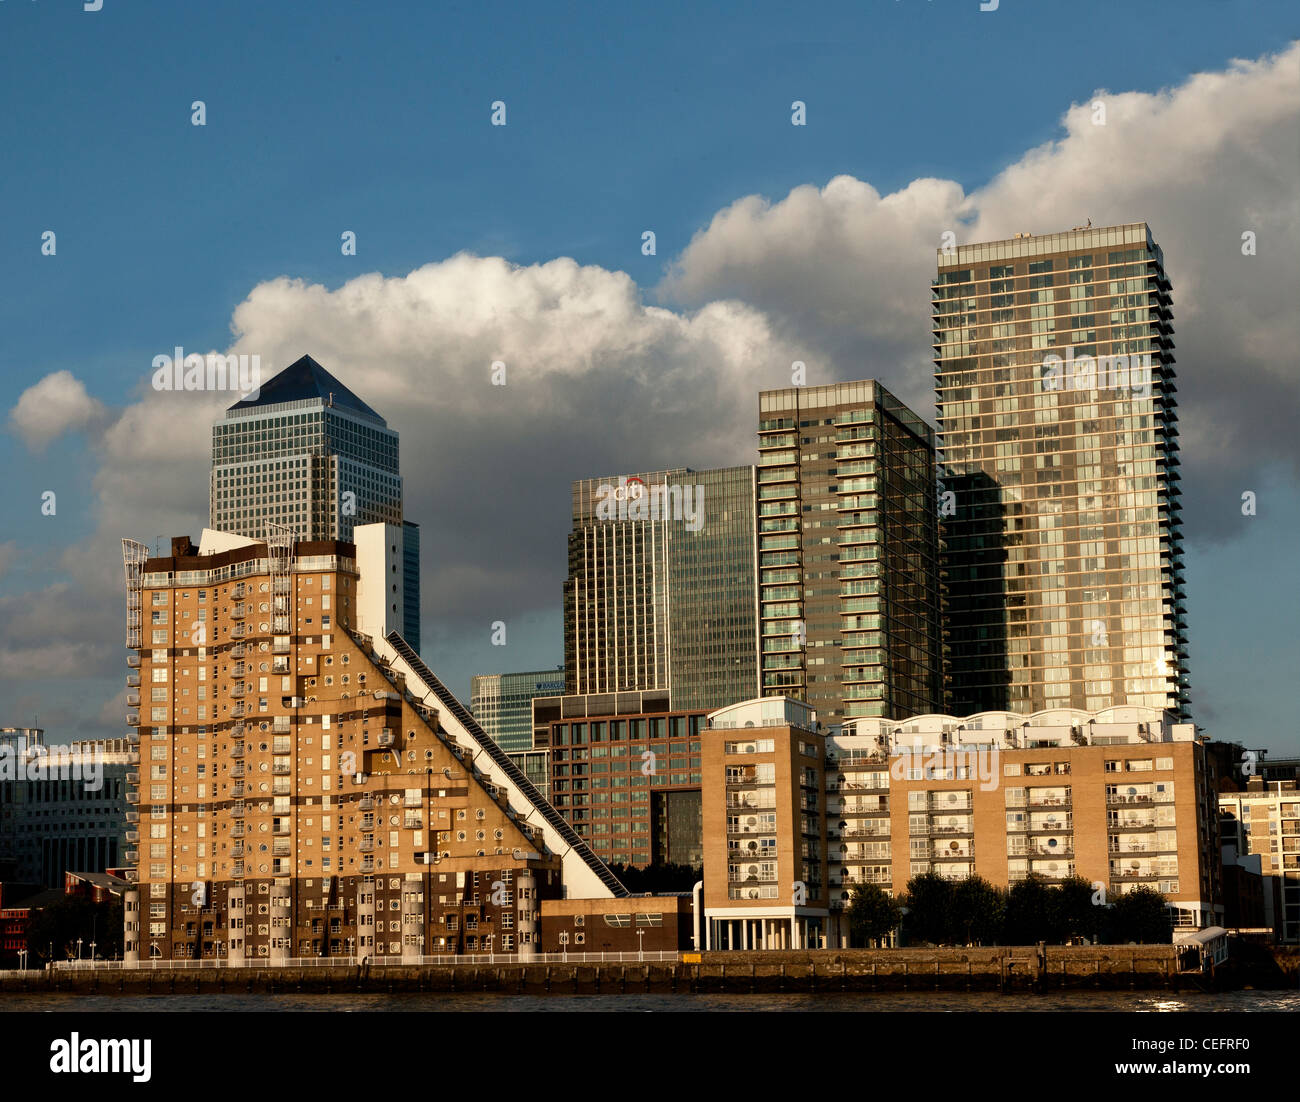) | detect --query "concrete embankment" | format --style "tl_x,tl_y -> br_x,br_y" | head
0,946 -> 1228,996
